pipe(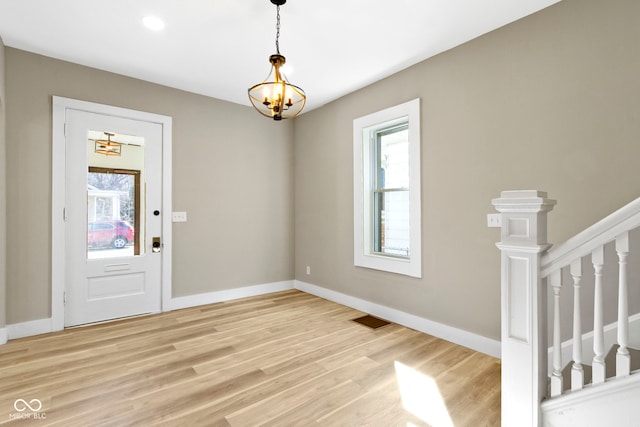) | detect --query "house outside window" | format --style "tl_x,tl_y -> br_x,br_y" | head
353,98 -> 421,278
